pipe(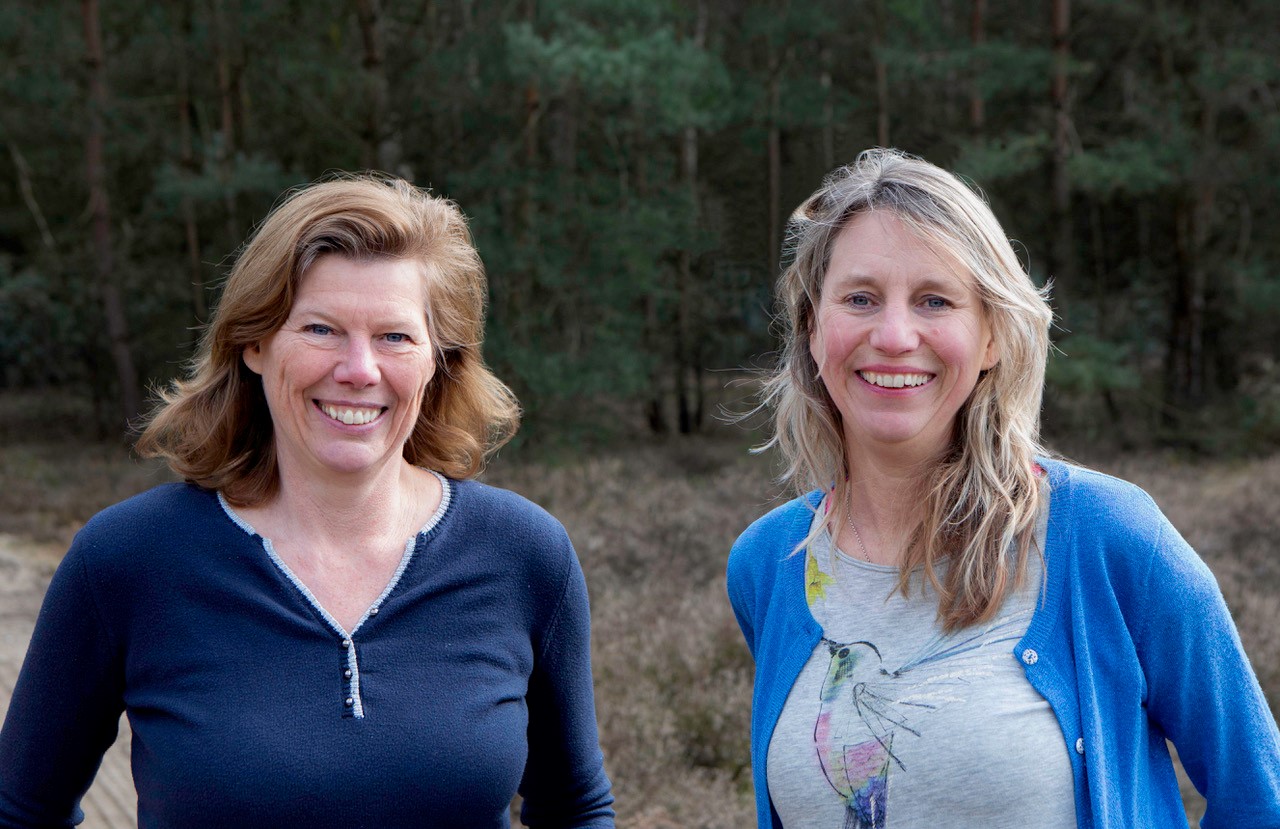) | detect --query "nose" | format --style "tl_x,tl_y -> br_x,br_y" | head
869,304 -> 920,355
333,339 -> 380,387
